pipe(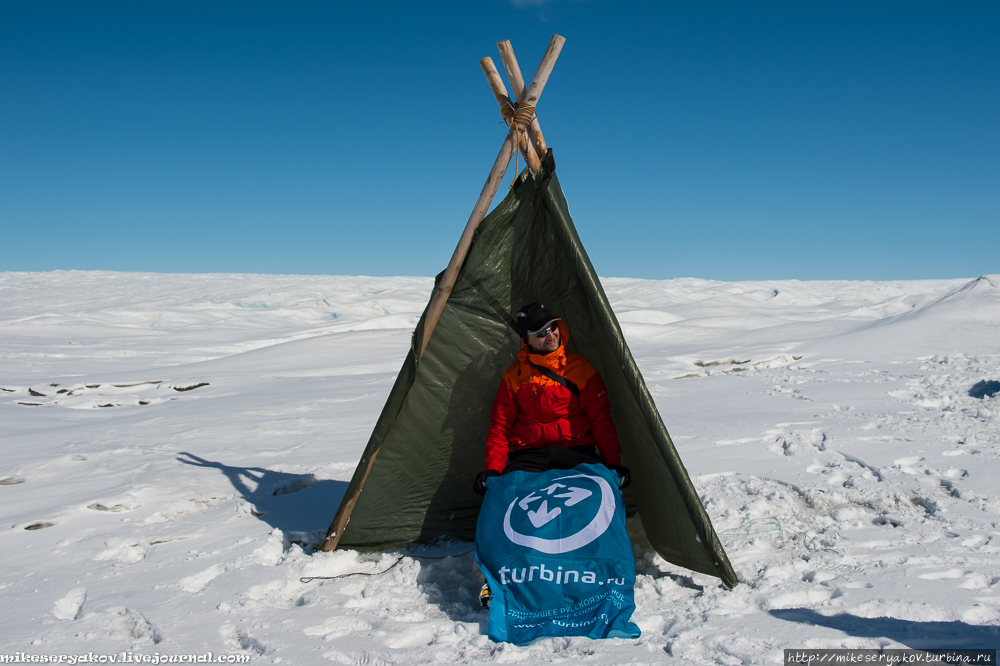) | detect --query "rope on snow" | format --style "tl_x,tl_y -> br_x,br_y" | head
718,517 -> 838,554
300,549 -> 475,583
